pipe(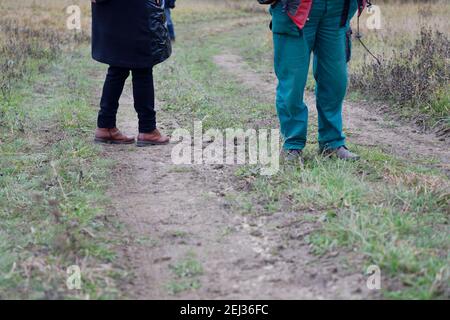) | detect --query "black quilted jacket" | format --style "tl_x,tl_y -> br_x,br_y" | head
92,0 -> 172,68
